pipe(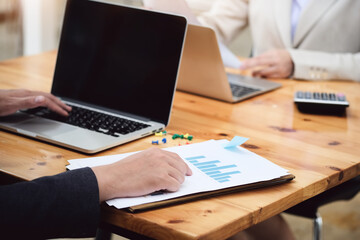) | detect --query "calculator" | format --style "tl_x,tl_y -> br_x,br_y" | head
294,91 -> 349,115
